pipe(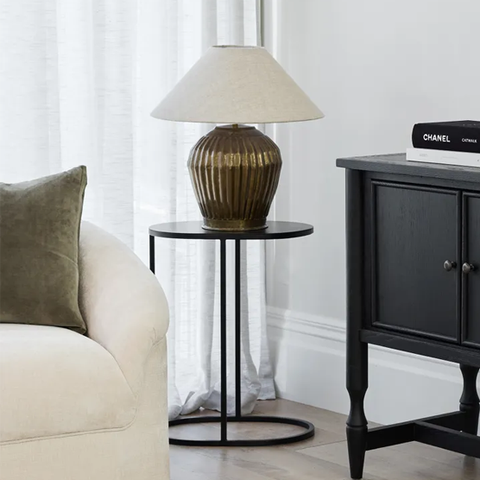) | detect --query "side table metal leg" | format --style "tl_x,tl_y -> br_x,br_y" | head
459,365 -> 480,435
161,222 -> 315,447
220,239 -> 228,442
149,235 -> 155,273
235,239 -> 242,419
